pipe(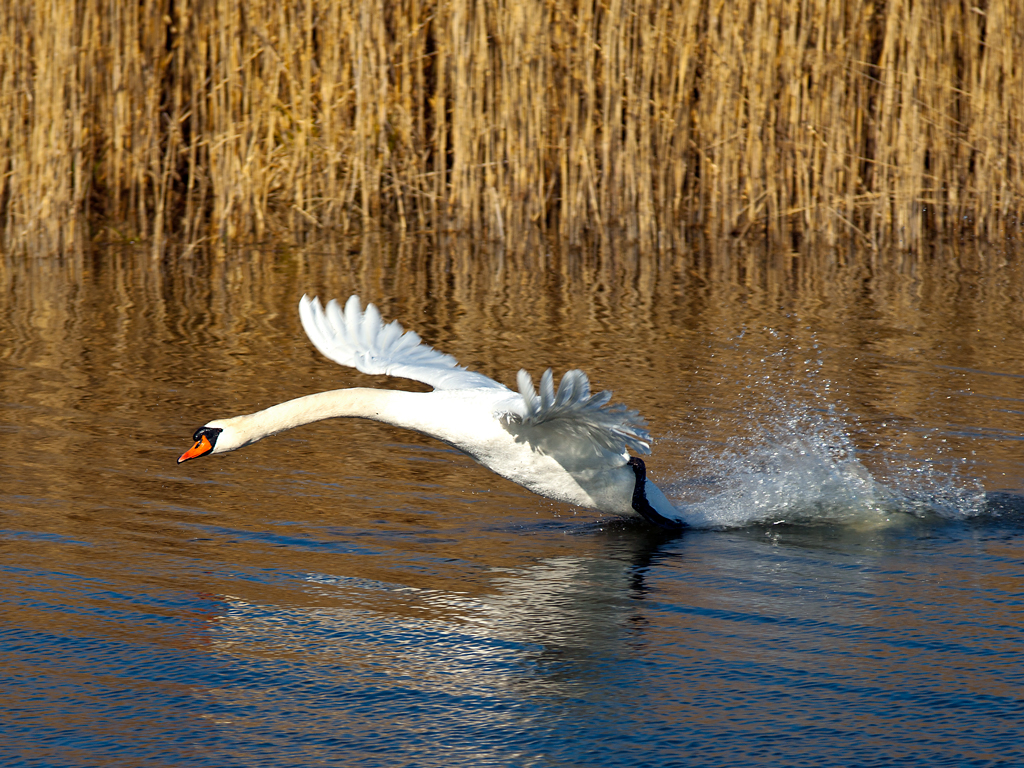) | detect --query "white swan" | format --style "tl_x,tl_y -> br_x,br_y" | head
178,295 -> 685,530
